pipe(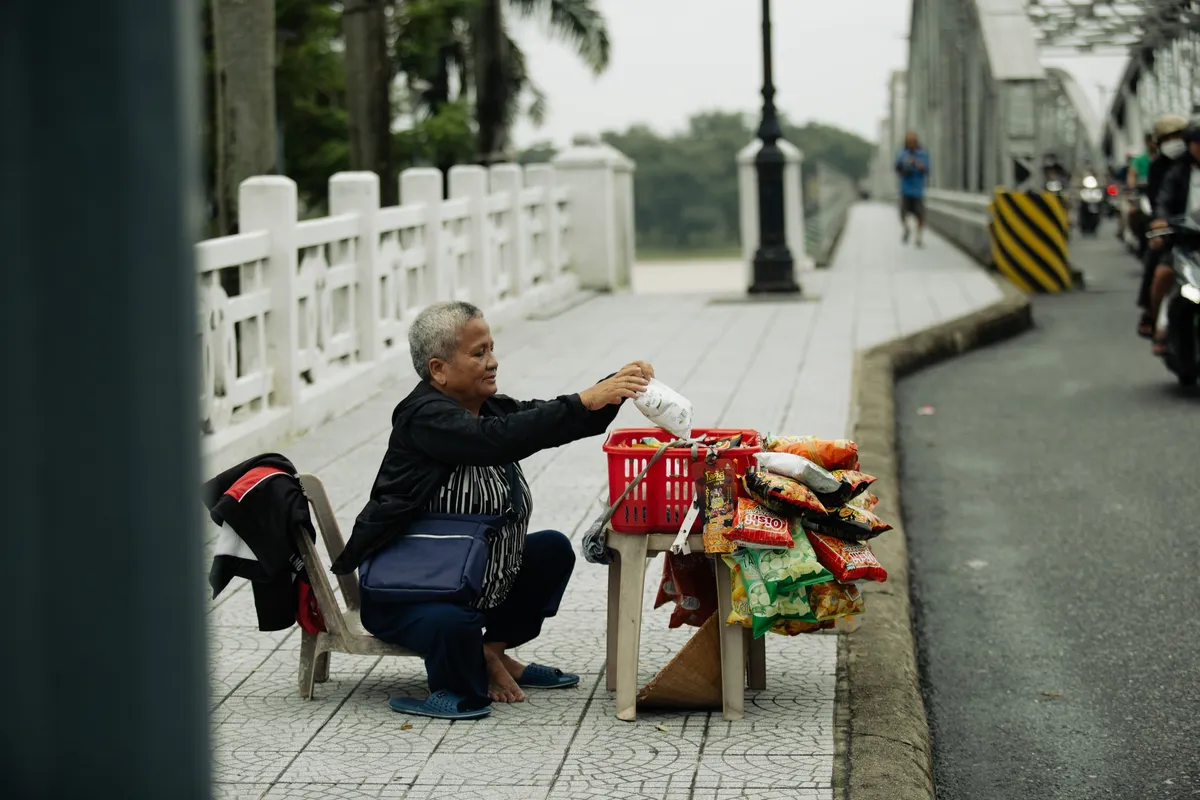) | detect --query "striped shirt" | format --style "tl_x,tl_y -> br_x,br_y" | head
425,462 -> 532,609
